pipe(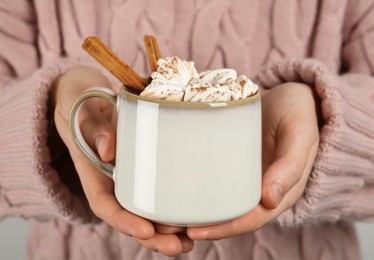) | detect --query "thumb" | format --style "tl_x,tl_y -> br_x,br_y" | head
261,156 -> 305,209
261,127 -> 314,209
79,110 -> 116,163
